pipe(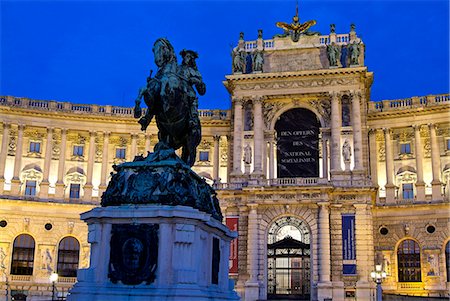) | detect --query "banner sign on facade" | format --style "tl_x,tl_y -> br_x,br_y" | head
342,214 -> 356,275
226,217 -> 239,275
275,108 -> 320,178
